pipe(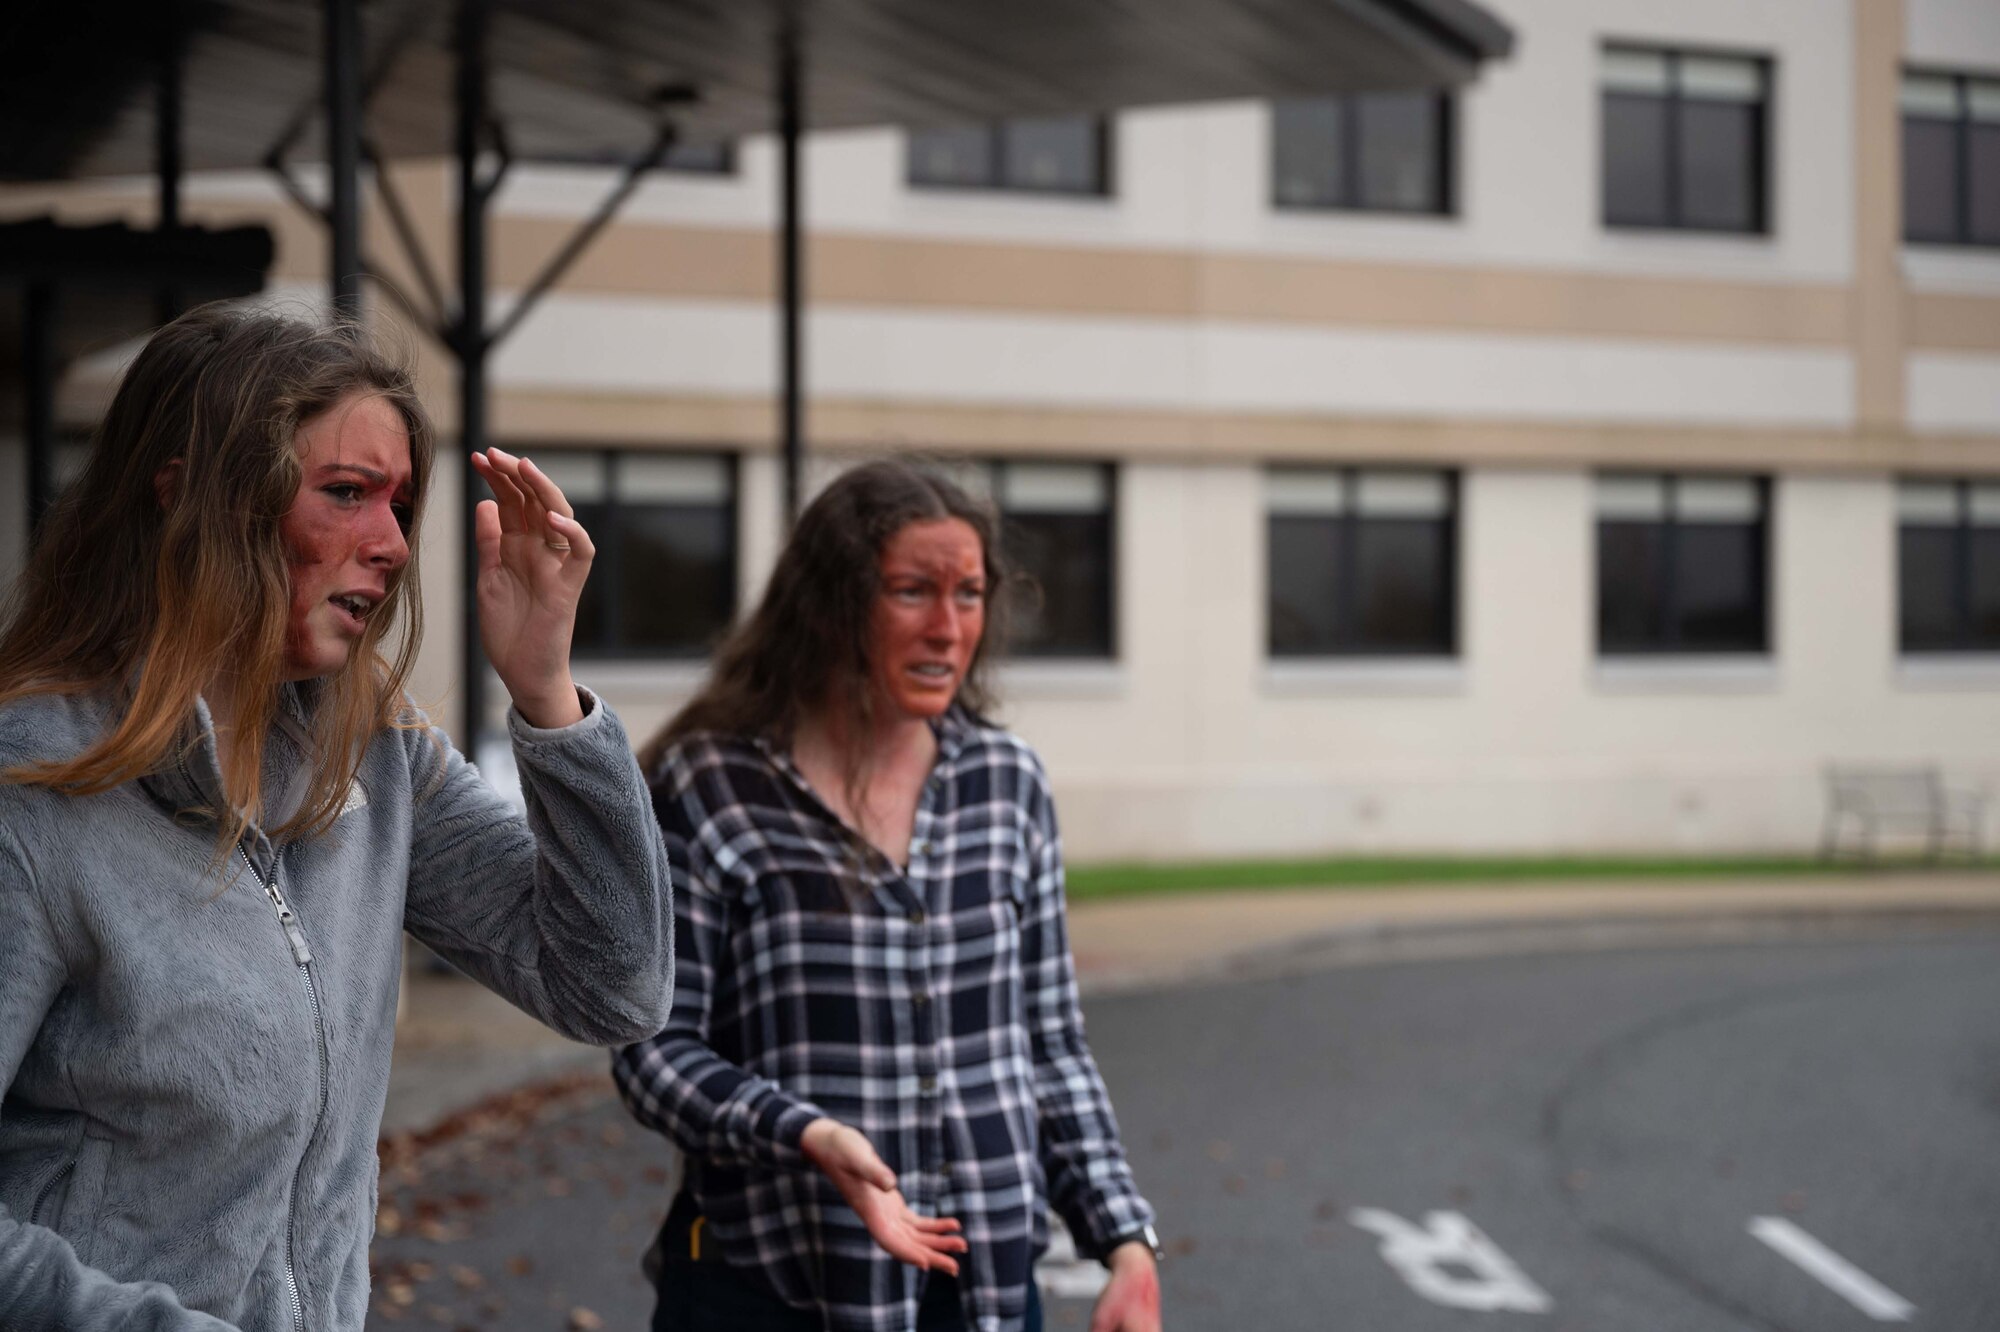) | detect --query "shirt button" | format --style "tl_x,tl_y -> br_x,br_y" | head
908,909 -> 926,926
919,1075 -> 937,1093
913,840 -> 934,857
941,1160 -> 954,1178
912,991 -> 931,1008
